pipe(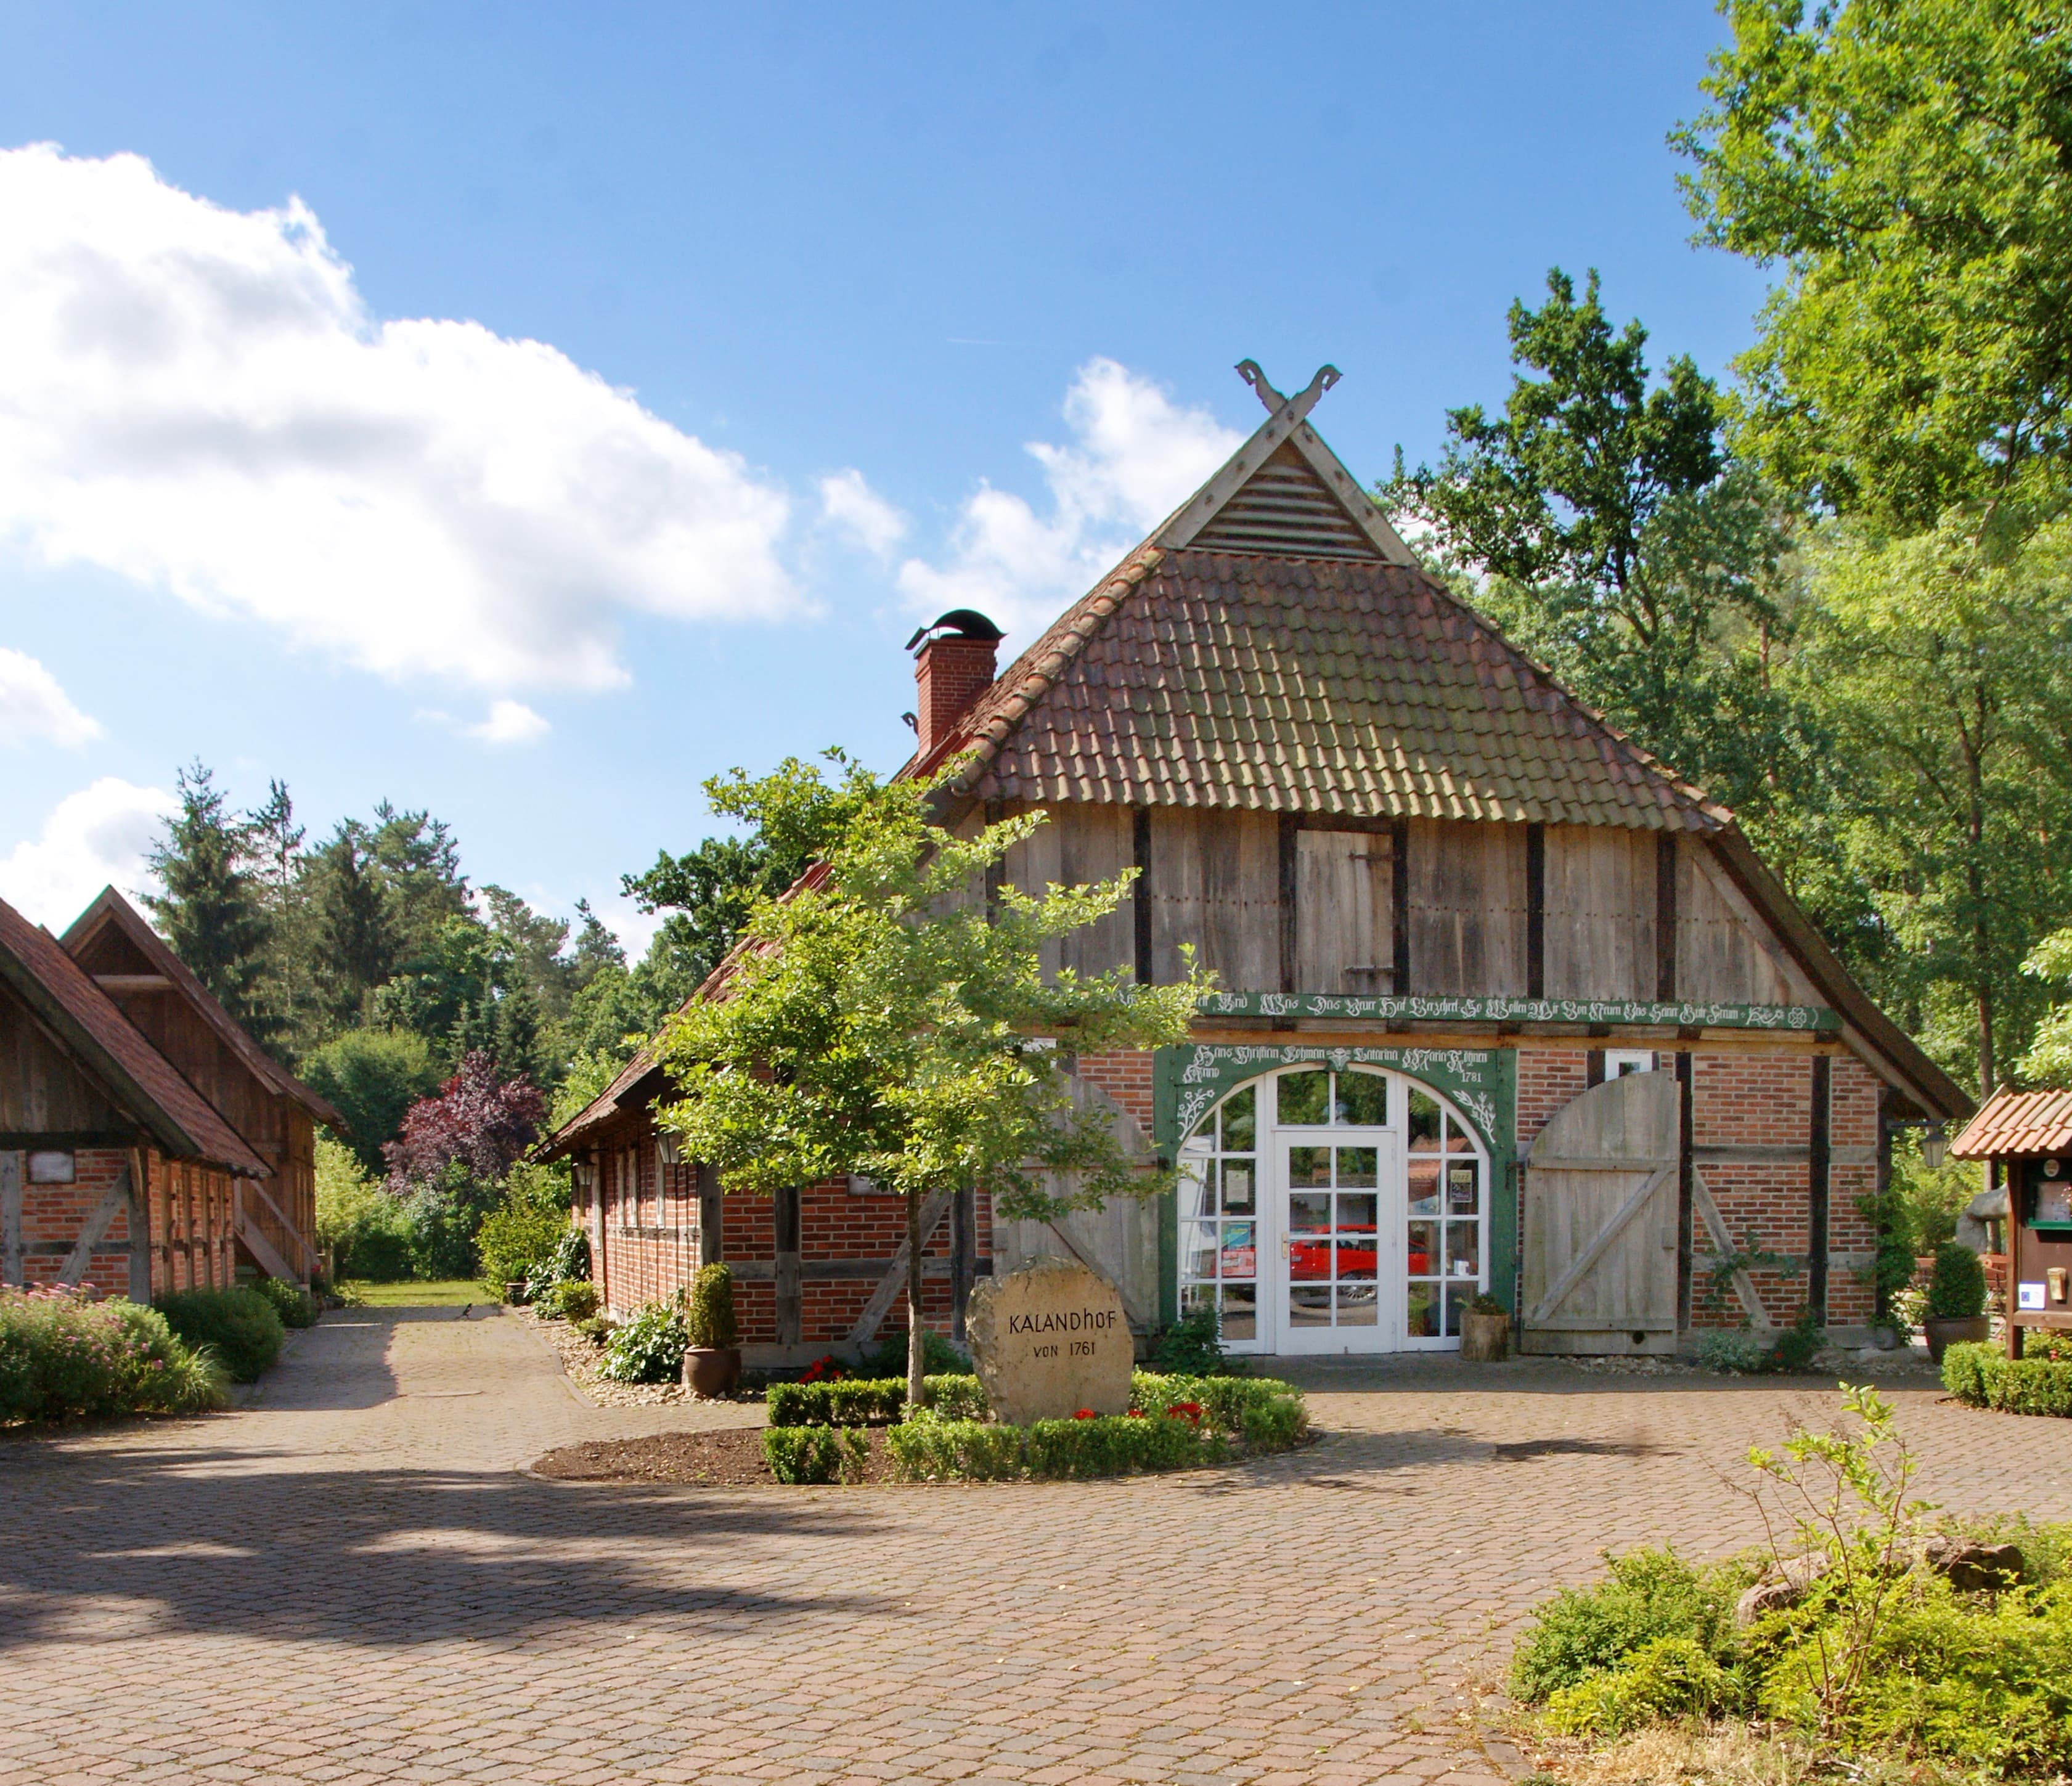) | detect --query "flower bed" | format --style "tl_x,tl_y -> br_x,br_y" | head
1944,1340 -> 2072,1416
759,1368 -> 1310,1483
1,1286 -> 227,1424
